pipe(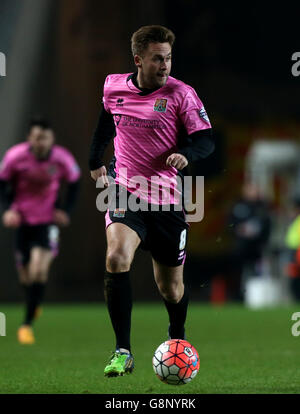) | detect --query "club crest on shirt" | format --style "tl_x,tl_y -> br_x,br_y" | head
113,208 -> 125,218
114,114 -> 122,126
198,107 -> 210,123
153,98 -> 168,112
